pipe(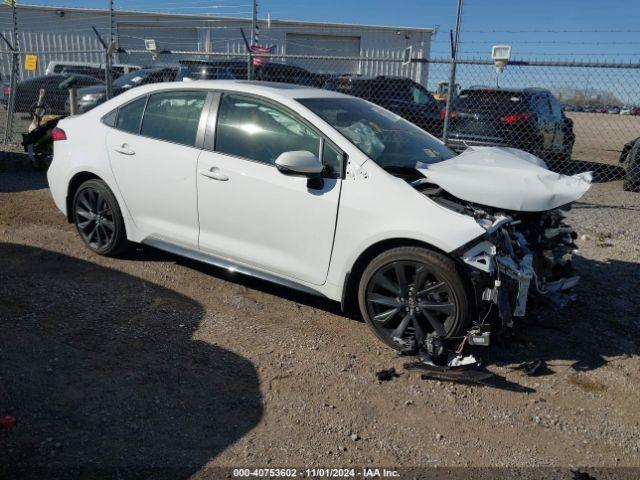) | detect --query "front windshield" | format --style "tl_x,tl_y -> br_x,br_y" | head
298,97 -> 455,170
113,70 -> 149,88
